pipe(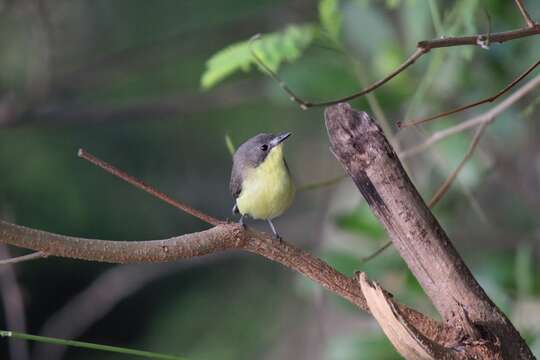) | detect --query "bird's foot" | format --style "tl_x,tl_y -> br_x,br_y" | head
267,219 -> 283,242
238,215 -> 247,229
